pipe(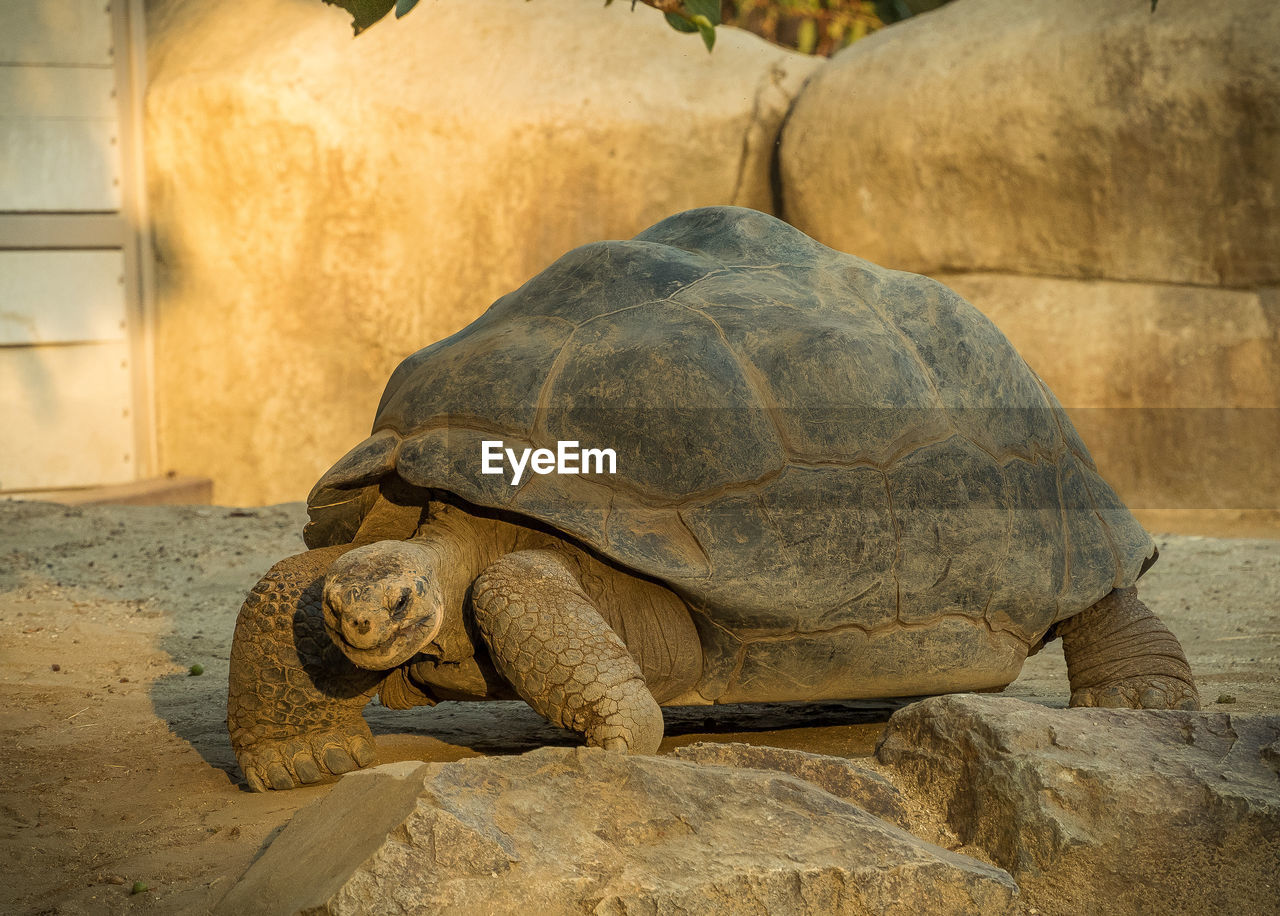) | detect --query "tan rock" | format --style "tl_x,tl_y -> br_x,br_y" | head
214,747 -> 1019,915
670,740 -> 912,827
780,0 -> 1280,286
876,694 -> 1280,916
668,740 -> 961,852
941,274 -> 1280,530
144,0 -> 819,505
